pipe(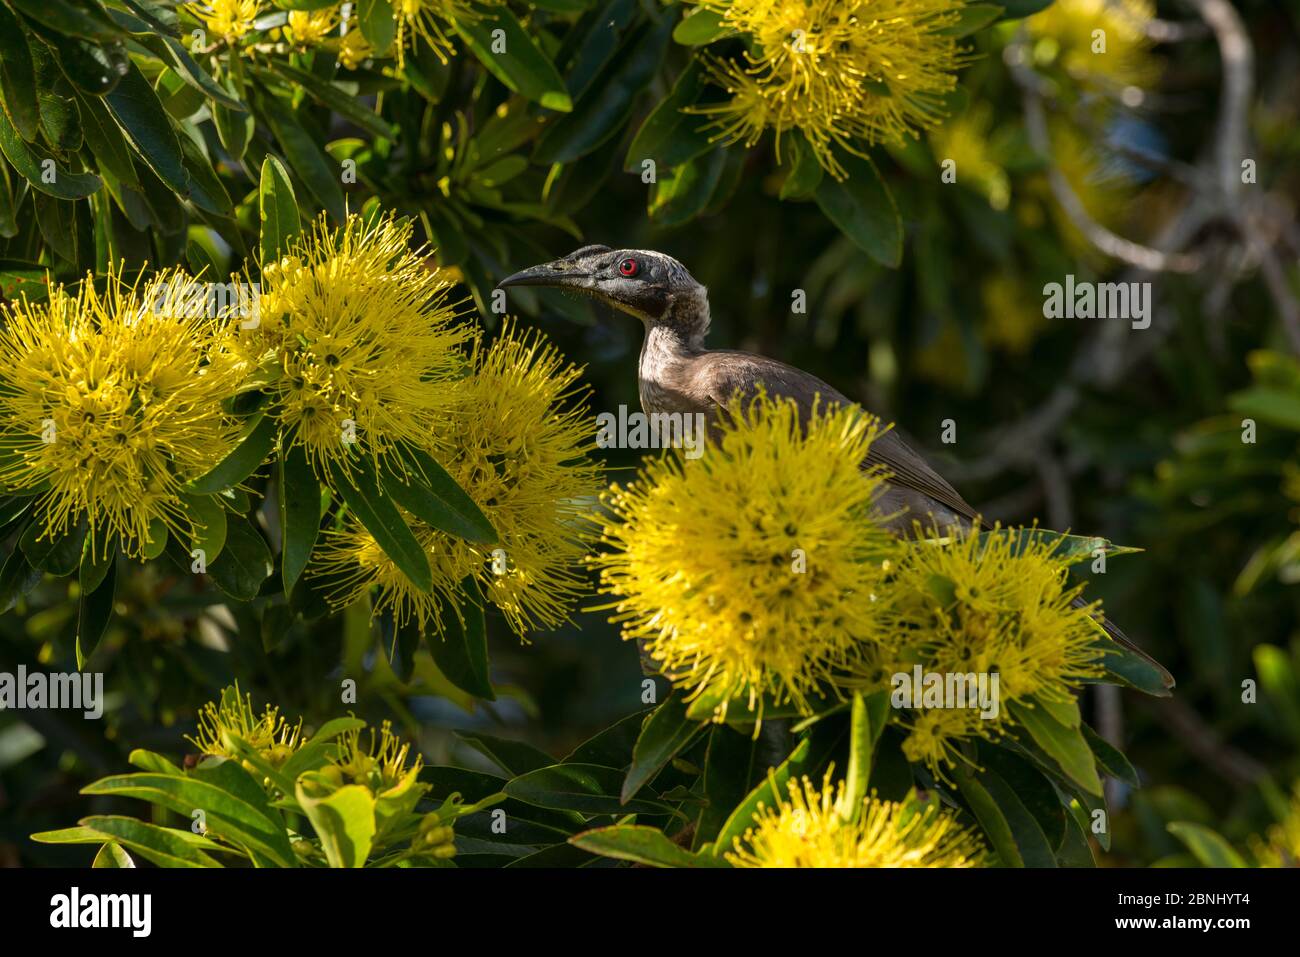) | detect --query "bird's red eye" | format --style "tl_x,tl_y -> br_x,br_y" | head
619,257 -> 639,277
